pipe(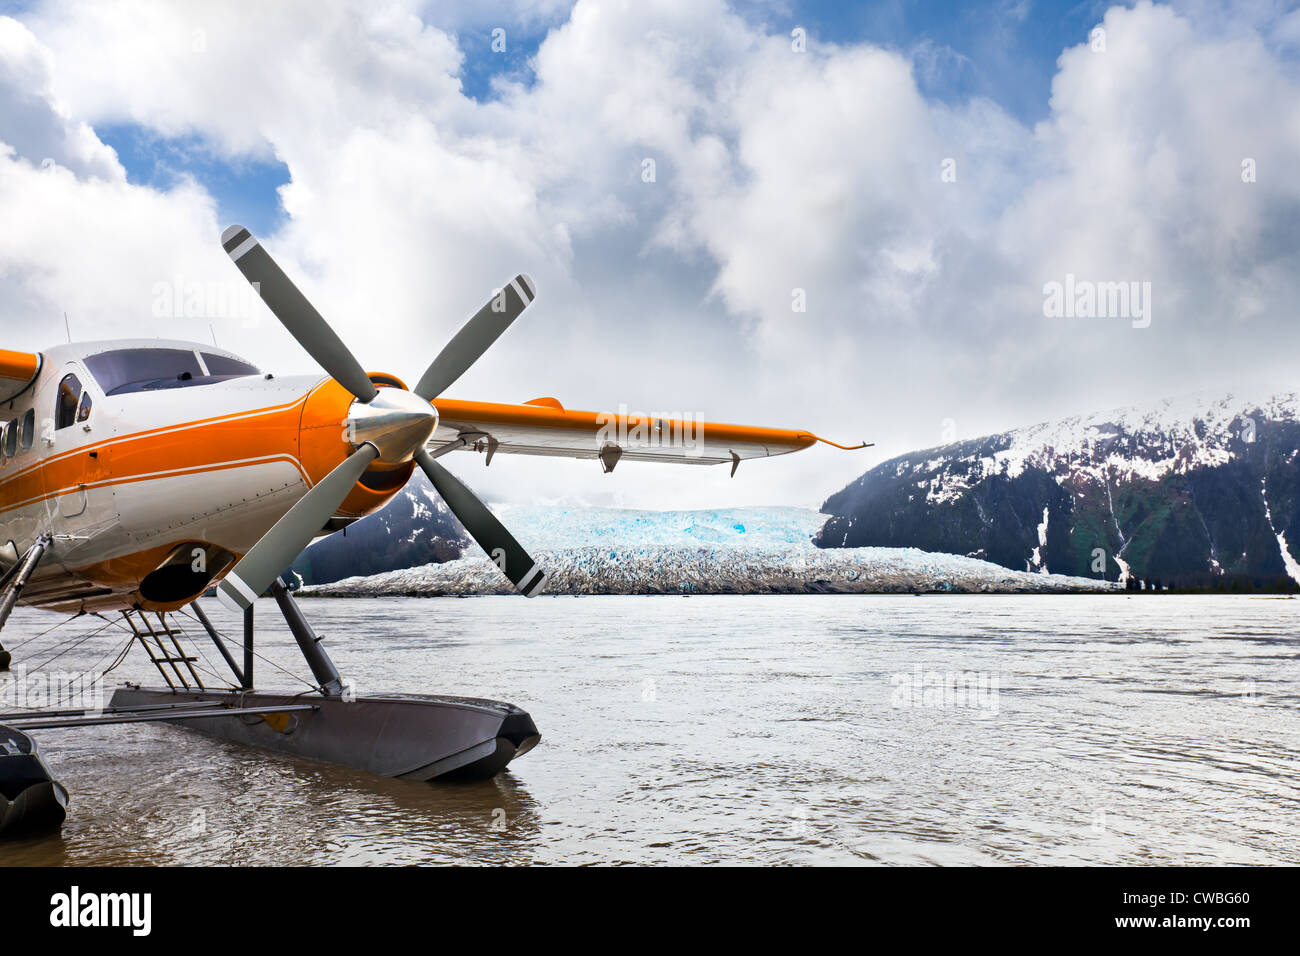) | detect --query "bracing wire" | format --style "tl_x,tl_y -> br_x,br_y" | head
24,616 -> 120,672
172,605 -> 320,693
3,612 -> 85,652
5,602 -> 325,700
